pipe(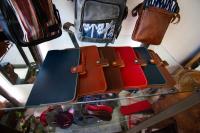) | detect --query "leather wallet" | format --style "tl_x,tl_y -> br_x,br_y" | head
72,46 -> 107,97
148,50 -> 176,88
134,47 -> 166,88
26,49 -> 80,106
98,47 -> 124,93
115,47 -> 147,89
